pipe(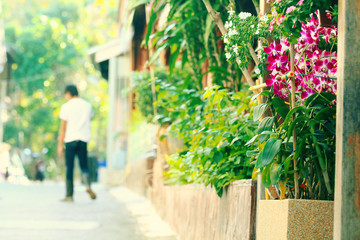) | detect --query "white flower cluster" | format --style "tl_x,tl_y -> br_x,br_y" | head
225,21 -> 232,30
238,12 -> 252,20
224,11 -> 261,65
233,44 -> 239,56
226,44 -> 239,59
228,8 -> 235,16
228,29 -> 239,36
261,15 -> 269,22
224,12 -> 237,60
